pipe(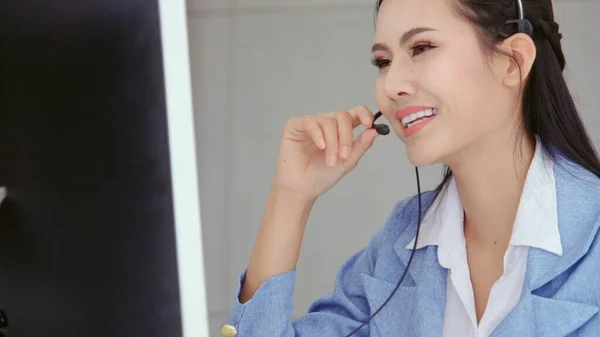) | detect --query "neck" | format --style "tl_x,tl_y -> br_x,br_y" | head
446,131 -> 535,248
